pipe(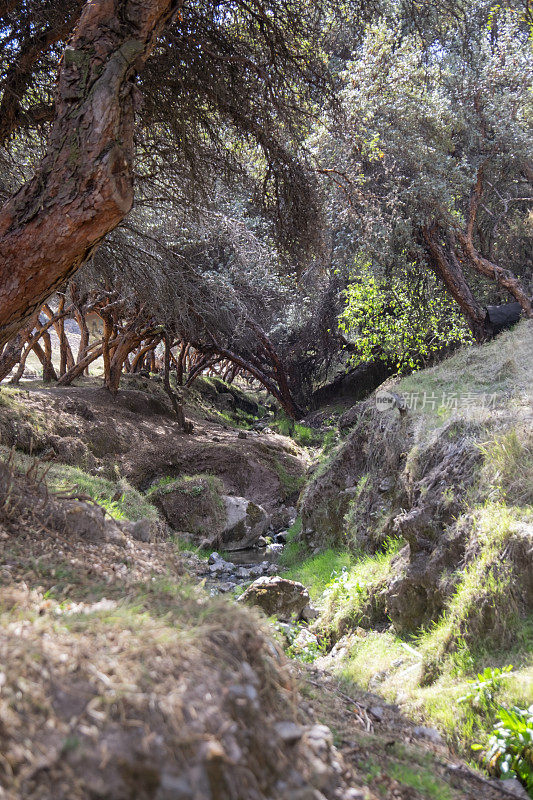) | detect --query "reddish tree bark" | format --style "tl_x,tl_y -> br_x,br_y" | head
422,226 -> 489,343
34,330 -> 58,383
43,300 -> 75,375
456,165 -> 533,317
0,316 -> 38,381
0,0 -> 180,348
